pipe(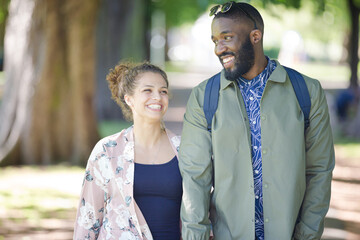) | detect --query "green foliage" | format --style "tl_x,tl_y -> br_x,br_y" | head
151,0 -> 207,27
98,120 -> 132,138
264,46 -> 280,59
0,0 -> 9,74
0,0 -> 9,24
151,0 -> 248,27
259,0 -> 348,46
